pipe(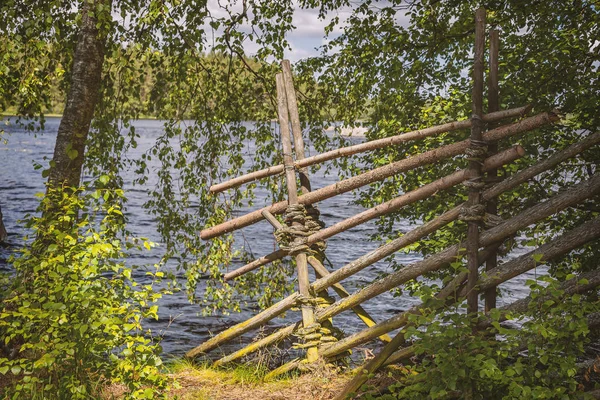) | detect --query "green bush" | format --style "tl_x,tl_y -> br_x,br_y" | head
0,183 -> 169,399
376,273 -> 599,400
